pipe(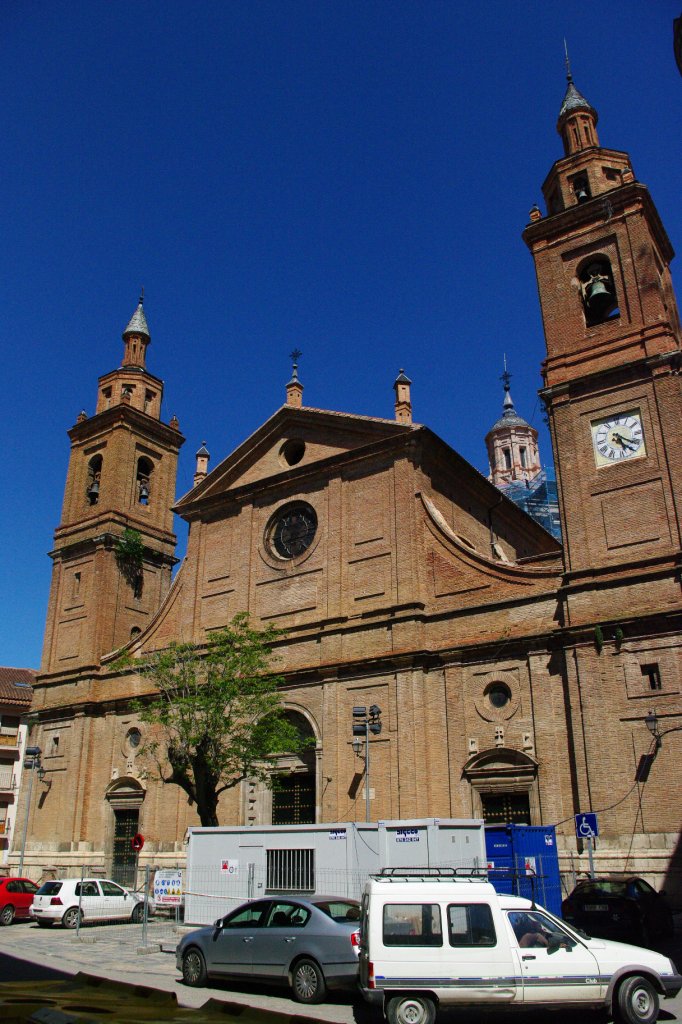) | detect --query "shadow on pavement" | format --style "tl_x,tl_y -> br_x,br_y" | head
0,950 -> 74,983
